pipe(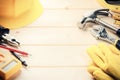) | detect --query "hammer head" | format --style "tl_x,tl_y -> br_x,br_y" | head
77,10 -> 97,30
77,17 -> 95,30
77,9 -> 109,30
